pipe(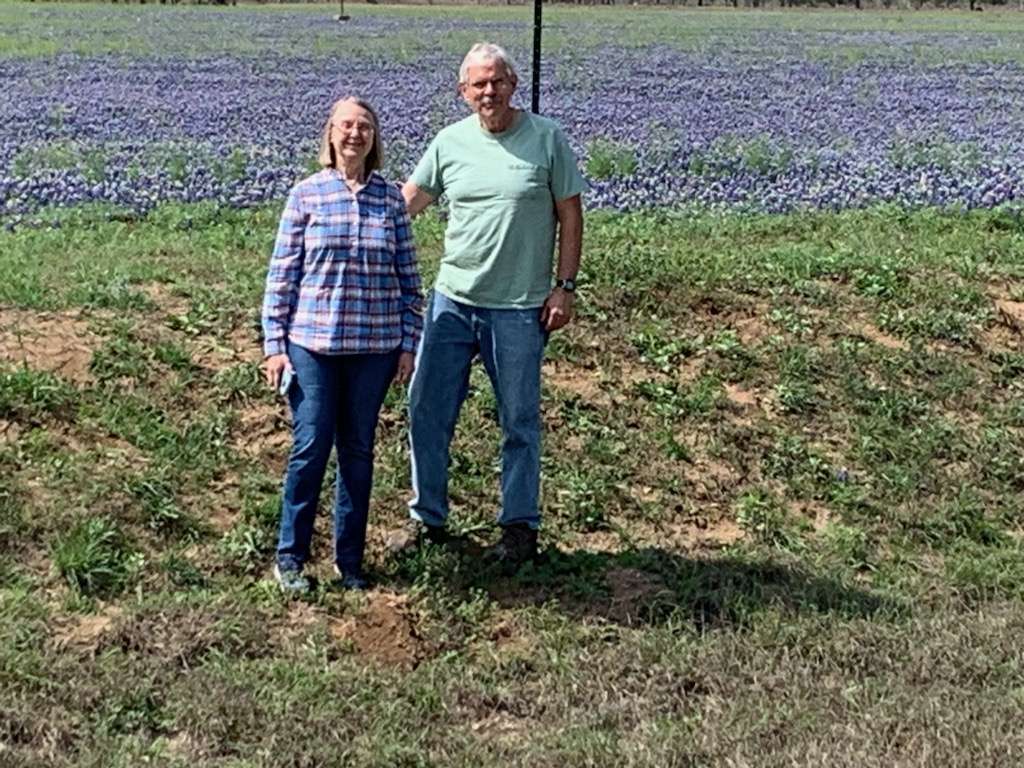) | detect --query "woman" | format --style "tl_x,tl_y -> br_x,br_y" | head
262,97 -> 422,593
